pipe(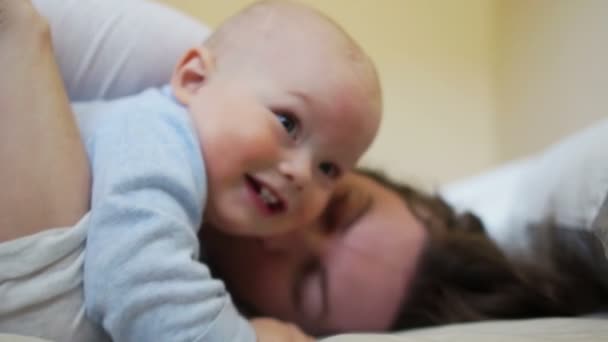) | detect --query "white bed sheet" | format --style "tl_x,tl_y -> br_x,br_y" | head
323,317 -> 608,342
